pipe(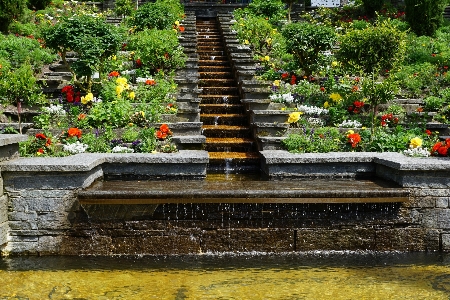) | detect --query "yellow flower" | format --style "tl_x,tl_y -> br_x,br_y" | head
111,55 -> 116,61
244,39 -> 249,45
116,85 -> 124,96
264,55 -> 270,61
116,77 -> 127,86
281,107 -> 286,111
331,61 -> 338,67
266,38 -> 272,45
81,92 -> 93,105
346,130 -> 355,135
329,93 -> 343,103
129,91 -> 135,99
273,80 -> 280,87
410,137 -> 423,148
175,20 -> 180,26
288,111 -> 302,123
323,101 -> 330,108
